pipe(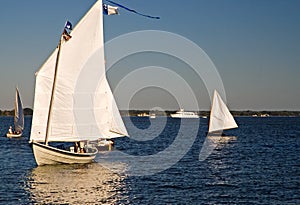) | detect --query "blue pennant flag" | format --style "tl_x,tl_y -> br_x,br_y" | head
65,21 -> 73,30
